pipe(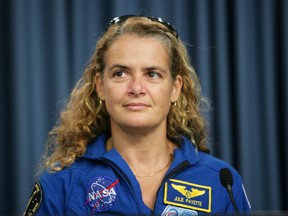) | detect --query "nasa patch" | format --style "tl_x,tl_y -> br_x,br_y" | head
85,176 -> 119,214
24,182 -> 43,216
